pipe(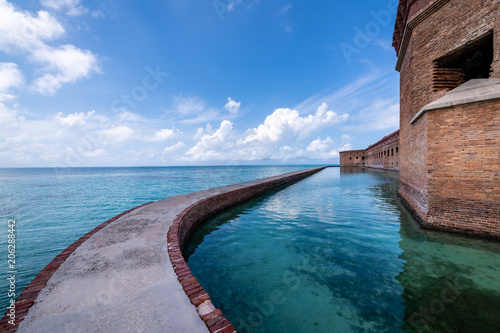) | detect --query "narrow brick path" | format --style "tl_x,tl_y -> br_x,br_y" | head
1,167 -> 325,333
